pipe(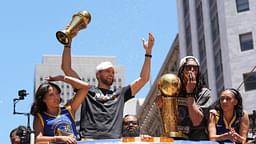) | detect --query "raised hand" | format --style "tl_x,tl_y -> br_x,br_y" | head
186,72 -> 197,94
142,32 -> 155,54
